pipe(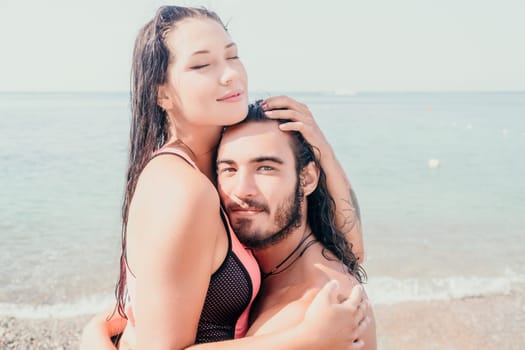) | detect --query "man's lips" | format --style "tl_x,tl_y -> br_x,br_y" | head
230,207 -> 264,214
217,90 -> 244,102
228,207 -> 266,216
